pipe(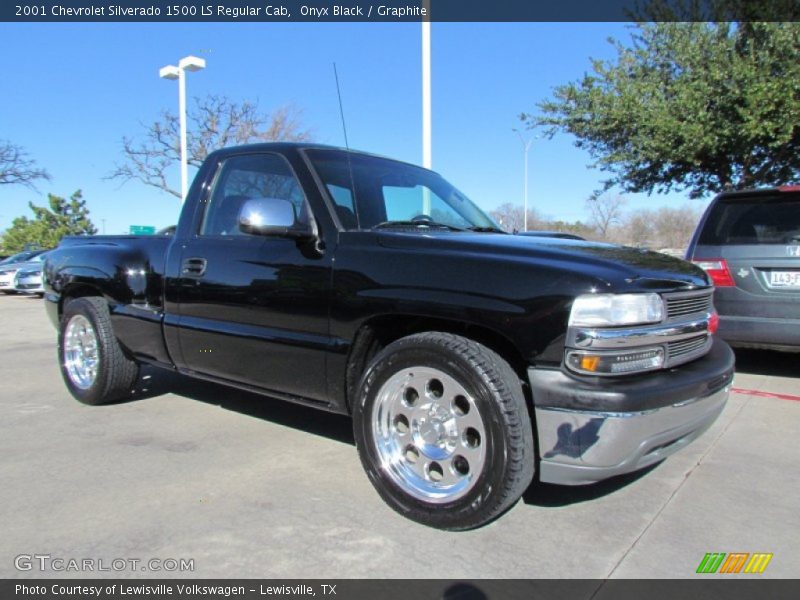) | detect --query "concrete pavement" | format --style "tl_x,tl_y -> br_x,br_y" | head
1,295 -> 797,579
